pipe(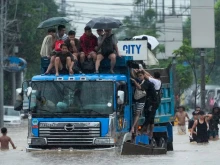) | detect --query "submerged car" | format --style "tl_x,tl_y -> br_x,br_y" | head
4,106 -> 22,125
